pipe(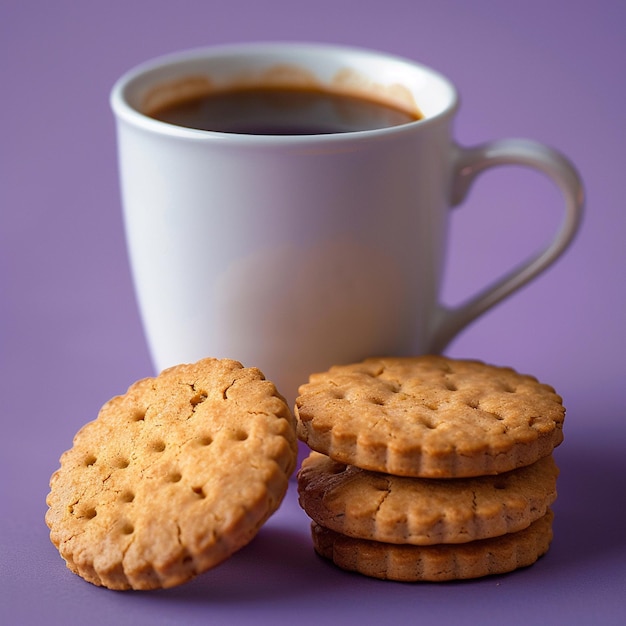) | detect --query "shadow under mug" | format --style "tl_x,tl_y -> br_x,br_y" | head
110,43 -> 583,402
